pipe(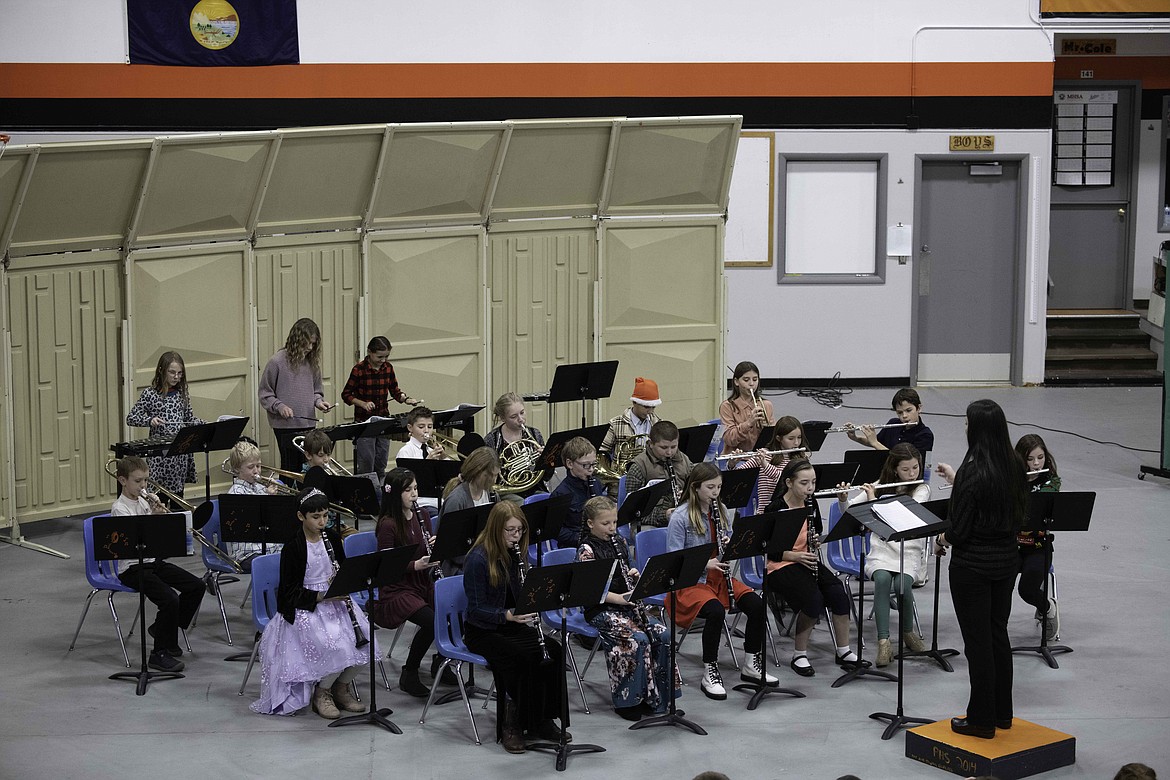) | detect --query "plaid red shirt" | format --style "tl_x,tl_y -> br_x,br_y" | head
341,358 -> 405,421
